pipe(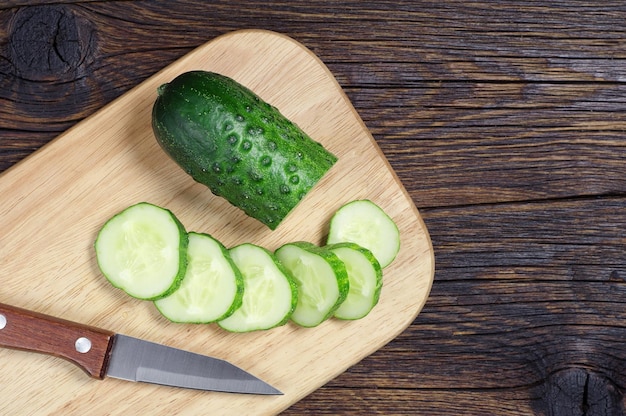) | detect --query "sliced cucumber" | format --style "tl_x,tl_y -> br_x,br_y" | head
275,242 -> 349,327
326,200 -> 400,268
154,232 -> 244,323
218,243 -> 297,332
326,242 -> 382,320
94,202 -> 188,300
